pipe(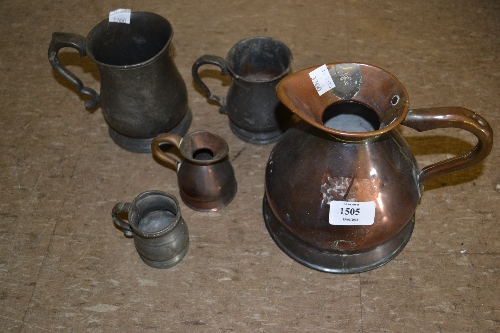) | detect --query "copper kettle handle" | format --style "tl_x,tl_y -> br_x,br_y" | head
401,107 -> 493,184
151,133 -> 183,170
